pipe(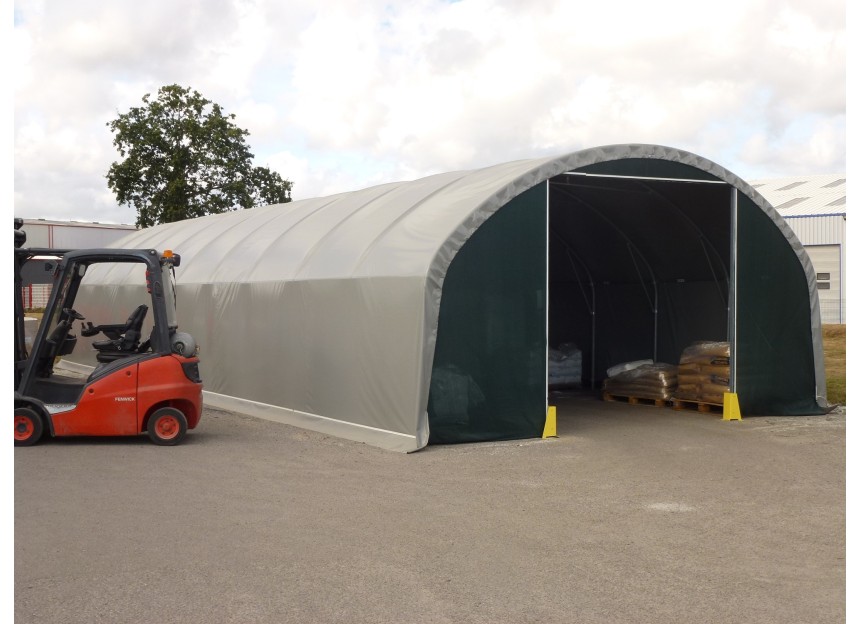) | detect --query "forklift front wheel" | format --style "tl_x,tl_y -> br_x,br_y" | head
147,408 -> 188,446
15,407 -> 44,447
